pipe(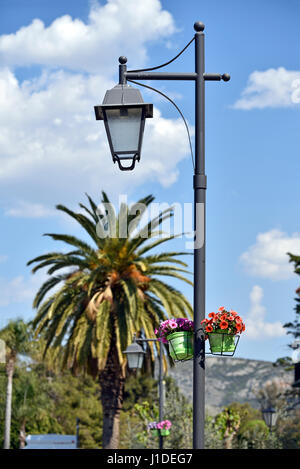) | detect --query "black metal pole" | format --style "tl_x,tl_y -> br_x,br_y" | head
193,21 -> 206,450
159,342 -> 164,449
76,417 -> 80,449
121,21 -> 230,450
137,337 -> 164,449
